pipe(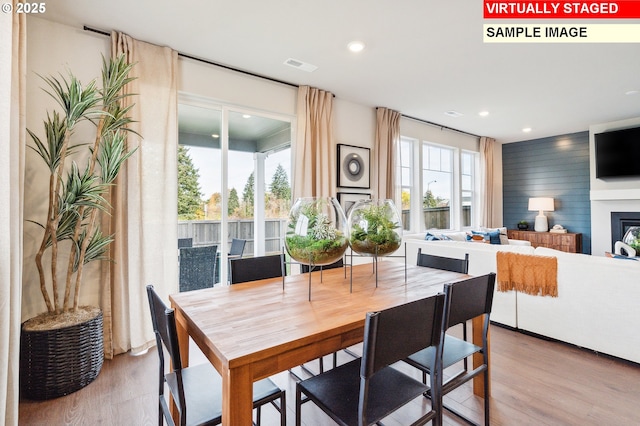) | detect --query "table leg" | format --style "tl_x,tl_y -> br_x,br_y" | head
171,307 -> 190,423
472,316 -> 490,397
222,364 -> 254,425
